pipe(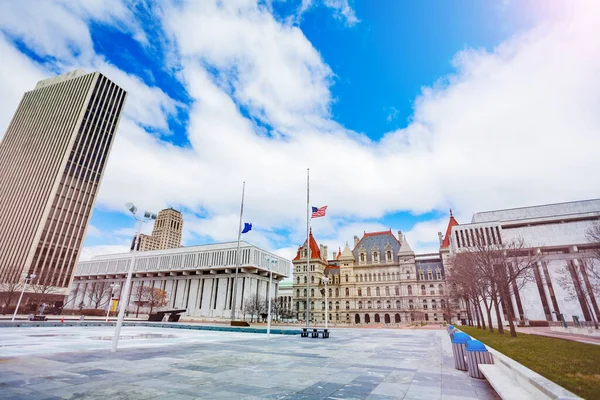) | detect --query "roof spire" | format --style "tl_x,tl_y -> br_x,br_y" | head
450,208 -> 453,217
